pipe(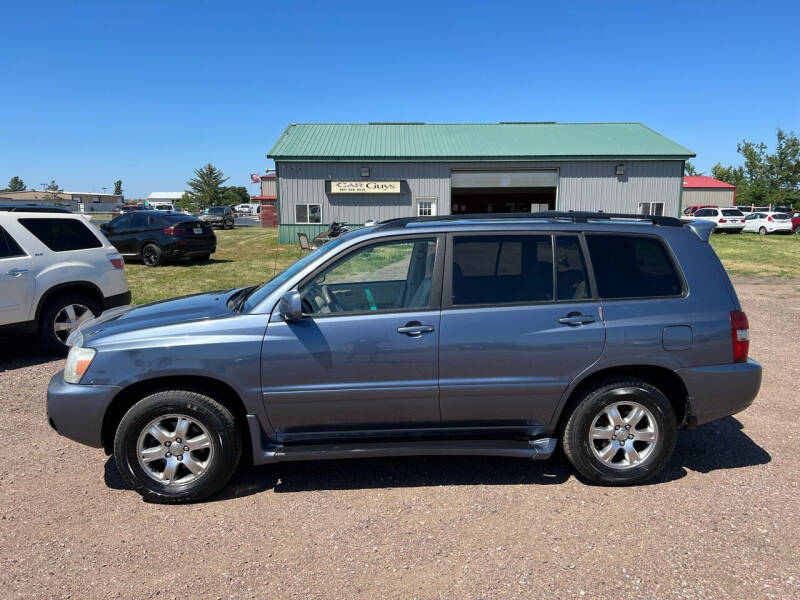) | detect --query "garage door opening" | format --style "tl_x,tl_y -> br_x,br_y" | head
450,170 -> 558,214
